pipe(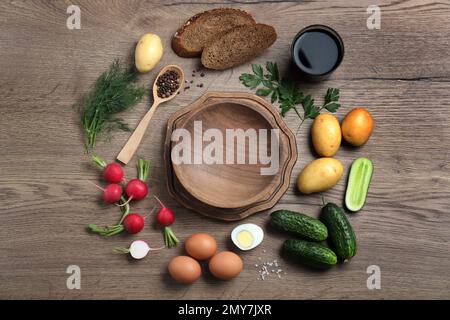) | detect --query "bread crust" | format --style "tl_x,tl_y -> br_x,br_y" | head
172,8 -> 255,58
201,23 -> 277,70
